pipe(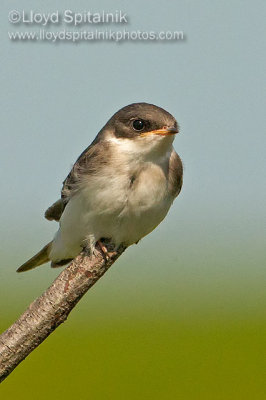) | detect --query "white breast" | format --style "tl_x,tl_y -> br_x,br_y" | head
50,136 -> 175,262
114,162 -> 173,245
